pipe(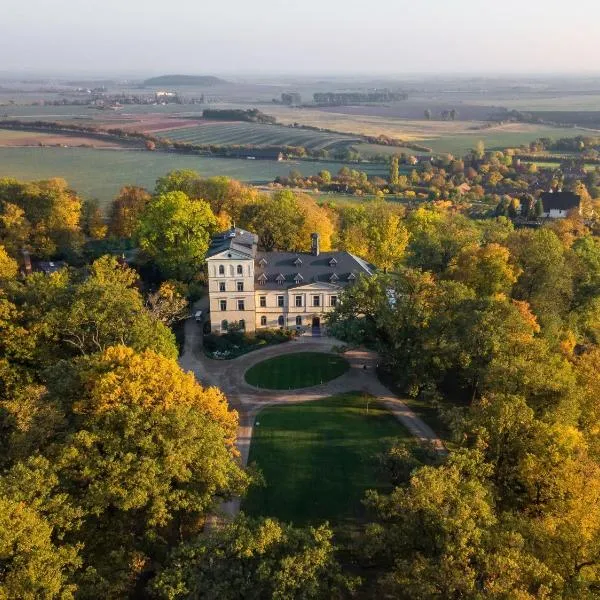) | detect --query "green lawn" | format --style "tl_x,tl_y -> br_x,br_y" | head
242,393 -> 411,528
244,352 -> 350,389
